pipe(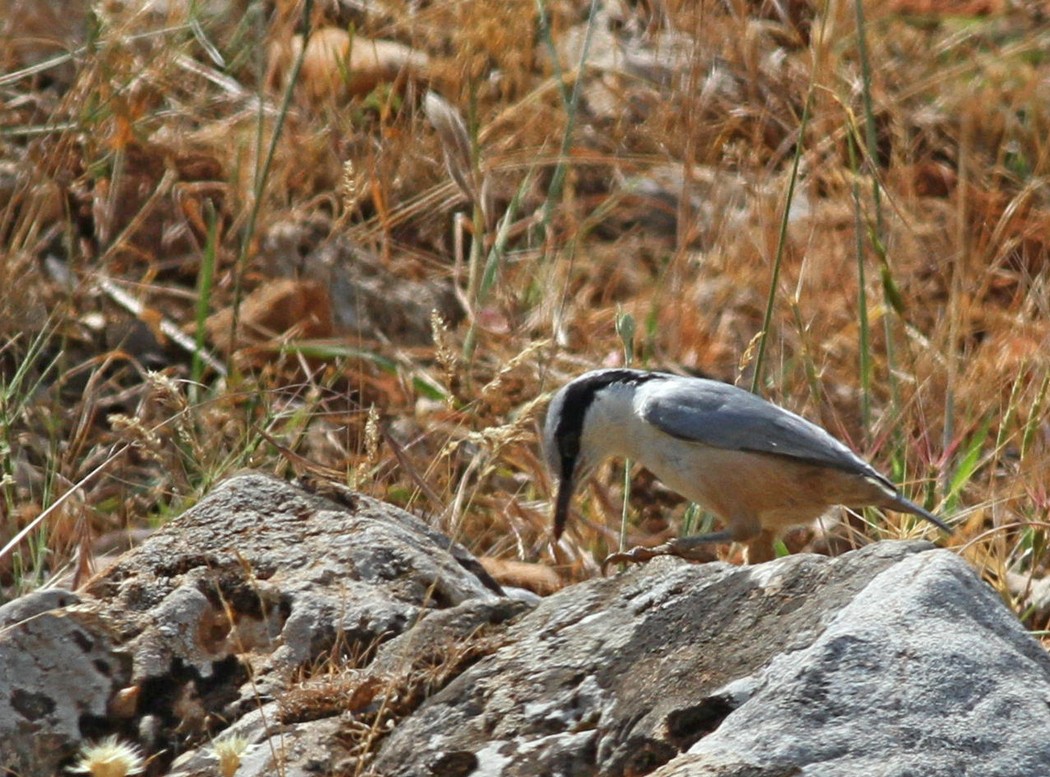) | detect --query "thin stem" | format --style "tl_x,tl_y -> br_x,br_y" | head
751,89 -> 812,394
